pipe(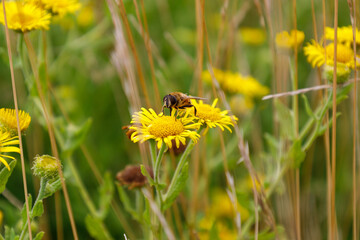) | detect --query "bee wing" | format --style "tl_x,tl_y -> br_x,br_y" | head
187,96 -> 207,100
